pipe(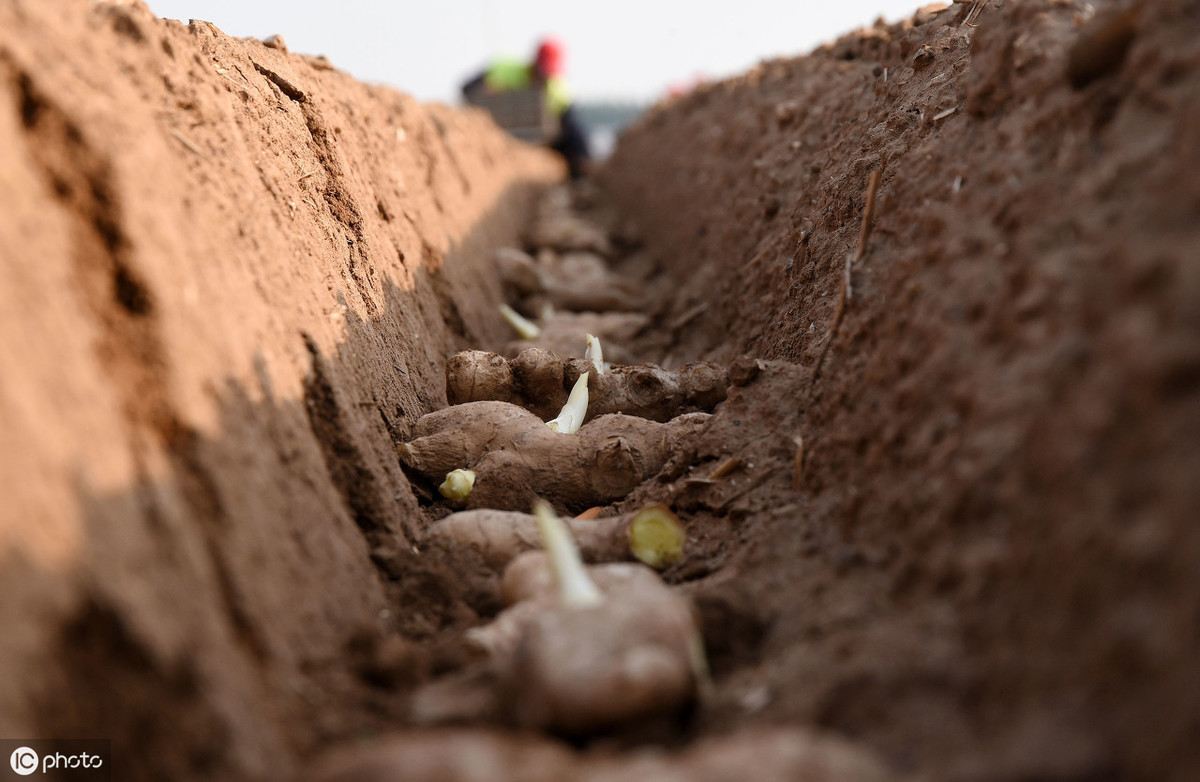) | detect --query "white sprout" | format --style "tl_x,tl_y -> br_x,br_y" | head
499,303 -> 540,340
438,468 -> 476,503
545,371 -> 589,433
534,500 -> 604,608
585,333 -> 608,376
